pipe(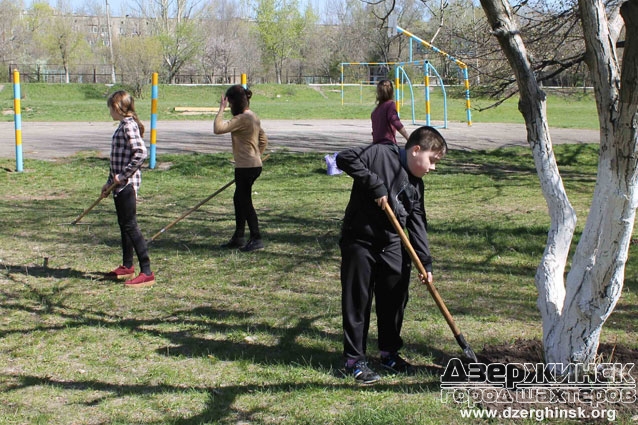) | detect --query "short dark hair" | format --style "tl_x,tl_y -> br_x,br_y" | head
225,85 -> 252,116
405,126 -> 447,155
